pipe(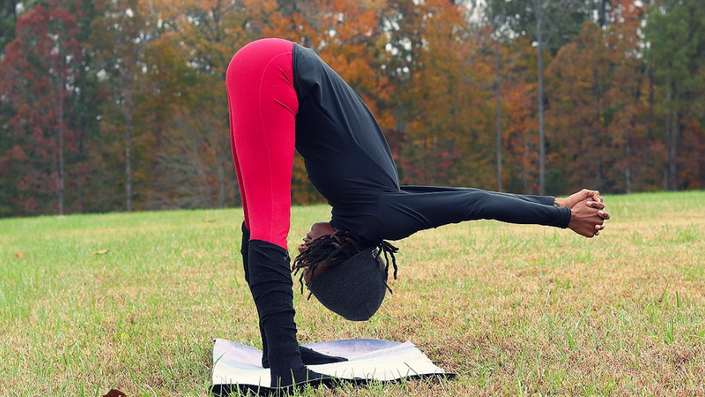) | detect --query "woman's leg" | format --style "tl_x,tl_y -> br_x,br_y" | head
238,222 -> 345,370
226,38 -> 340,388
227,38 -> 297,248
227,38 -> 295,377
